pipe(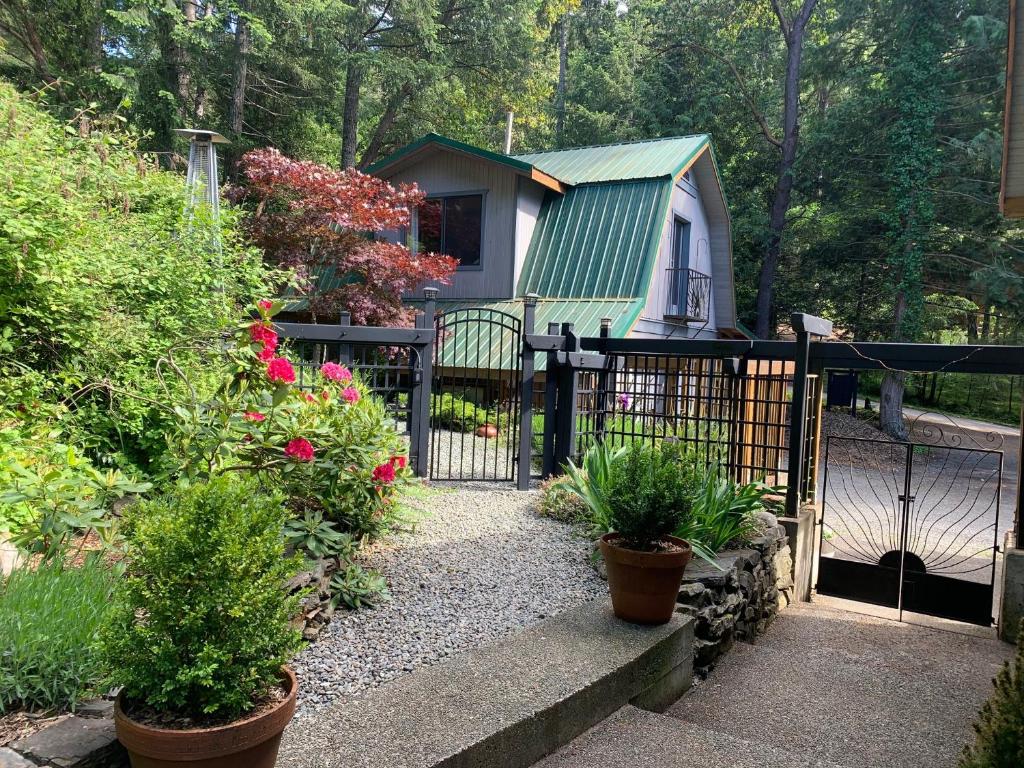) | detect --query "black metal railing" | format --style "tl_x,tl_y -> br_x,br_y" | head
664,267 -> 711,324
